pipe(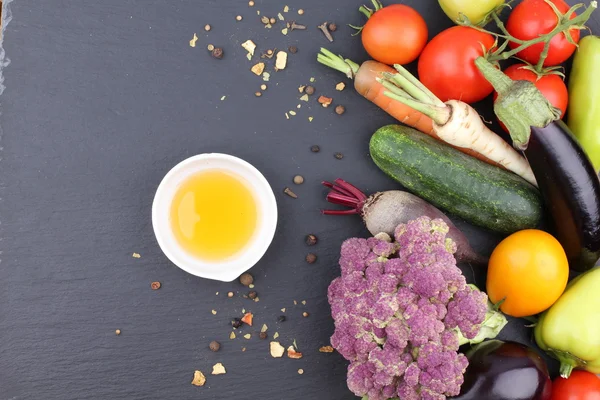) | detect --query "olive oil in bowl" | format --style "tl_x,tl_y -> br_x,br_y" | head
169,170 -> 259,262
